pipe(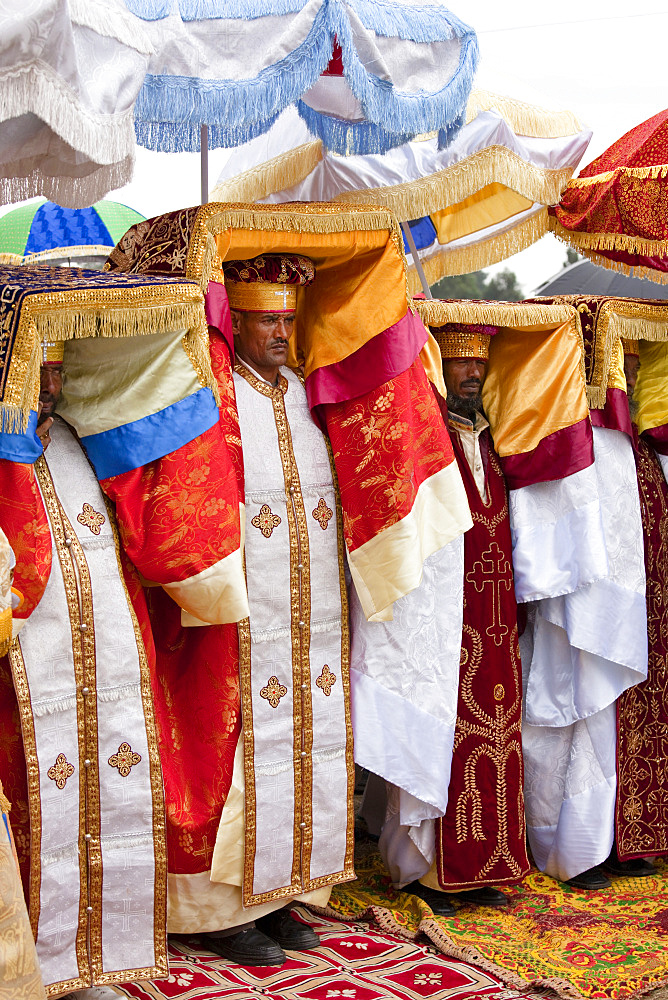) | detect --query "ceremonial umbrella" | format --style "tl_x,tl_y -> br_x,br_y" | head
125,0 -> 479,199
550,109 -> 668,282
0,199 -> 145,268
211,91 -> 592,294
